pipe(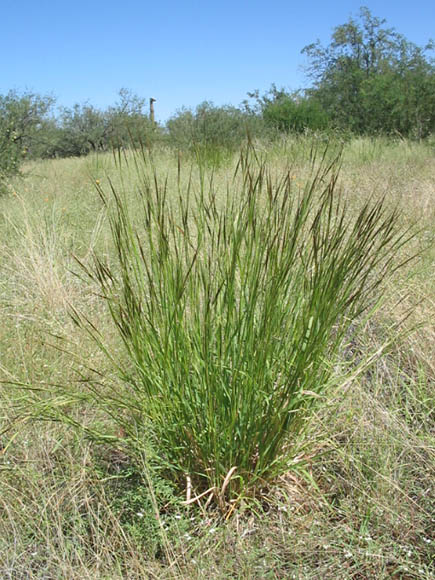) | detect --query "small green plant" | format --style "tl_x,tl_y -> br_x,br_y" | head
58,142 -> 414,510
102,461 -> 186,557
